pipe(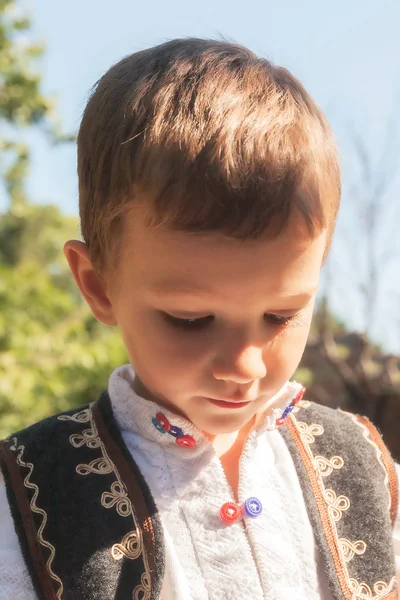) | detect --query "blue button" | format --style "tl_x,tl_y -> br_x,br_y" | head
244,497 -> 263,517
168,425 -> 184,438
152,417 -> 167,433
